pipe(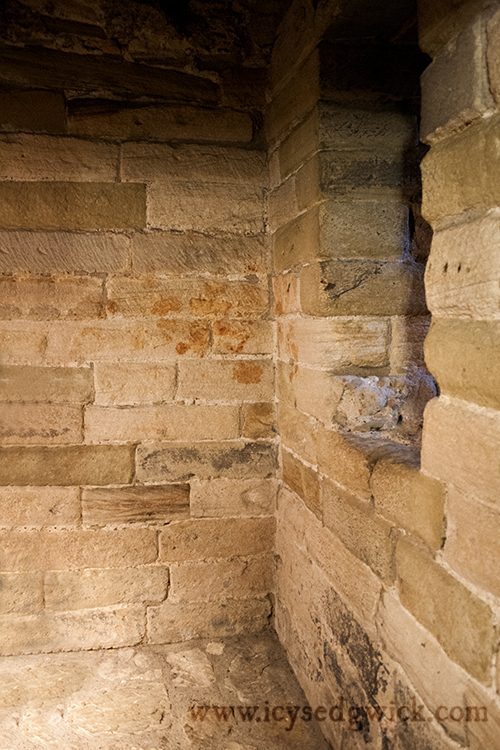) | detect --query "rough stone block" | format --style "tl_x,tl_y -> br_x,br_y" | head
273,272 -> 301,315
277,361 -> 344,423
0,134 -> 118,182
419,0 -> 492,56
0,90 -> 66,134
147,598 -> 271,643
389,316 -> 430,373
323,479 -> 395,583
0,321 -> 47,365
0,445 -> 134,486
0,605 -> 145,656
278,317 -> 390,371
189,477 -> 277,518
93,363 -> 176,405
122,143 -> 265,185
240,402 -> 276,439
425,212 -> 500,318
44,567 -> 169,610
278,402 -> 317,465
131,231 -> 267,276
0,486 -> 80,529
396,536 -> 495,684
106,277 -> 268,319
487,8 -> 500,105
0,403 -> 83,445
318,150 -> 413,200
300,260 -> 427,316
0,231 -> 129,273
422,113 -> 500,224
147,182 -> 264,233
0,528 -> 157,571
316,426 -> 375,500
0,365 -> 93,404
282,448 -> 321,520
45,319 -> 210,365
81,485 -> 190,526
84,404 -> 239,443
425,319 -> 500,409
212,319 -> 274,355
0,275 -> 104,320
421,396 -> 500,507
319,102 -> 418,150
176,360 -> 274,402
168,555 -> 274,603
267,177 -> 298,233
0,182 -> 146,230
273,207 -> 320,272
68,103 -> 253,142
136,441 -> 277,483
371,457 -> 446,549
421,16 -> 494,143
443,488 -> 500,599
278,109 -> 319,179
159,516 -> 275,562
0,572 -> 43,615
265,50 -> 320,144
